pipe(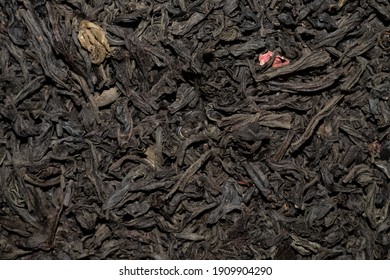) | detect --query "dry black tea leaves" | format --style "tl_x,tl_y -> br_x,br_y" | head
0,0 -> 390,260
